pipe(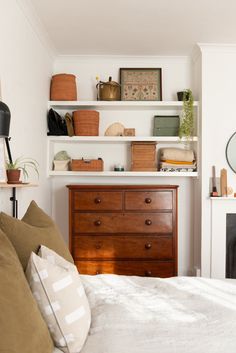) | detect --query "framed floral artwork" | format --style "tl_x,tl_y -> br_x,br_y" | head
120,68 -> 162,101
